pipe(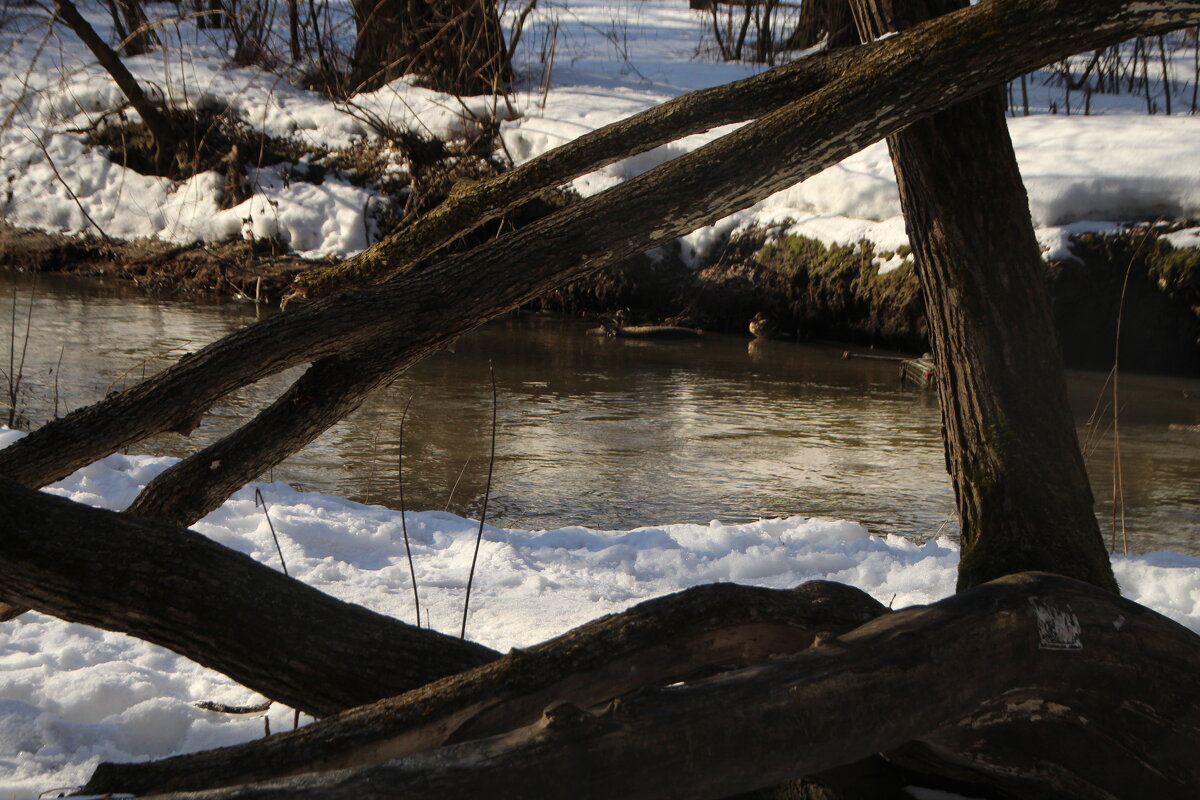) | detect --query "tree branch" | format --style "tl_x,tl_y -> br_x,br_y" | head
0,478 -> 498,716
